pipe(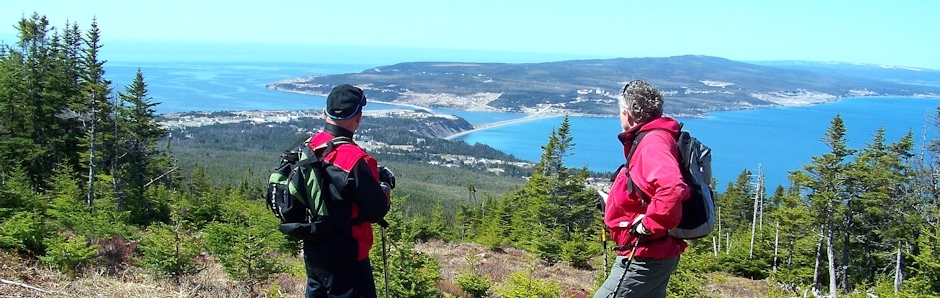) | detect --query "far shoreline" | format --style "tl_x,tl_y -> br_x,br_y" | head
163,86 -> 940,137
268,85 -> 940,121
